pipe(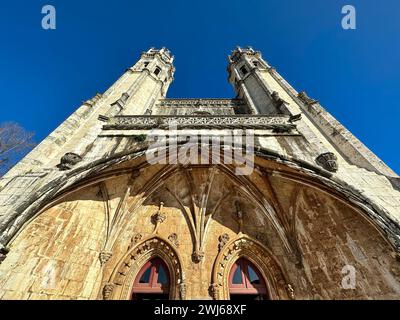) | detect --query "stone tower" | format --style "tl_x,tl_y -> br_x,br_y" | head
0,47 -> 399,300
